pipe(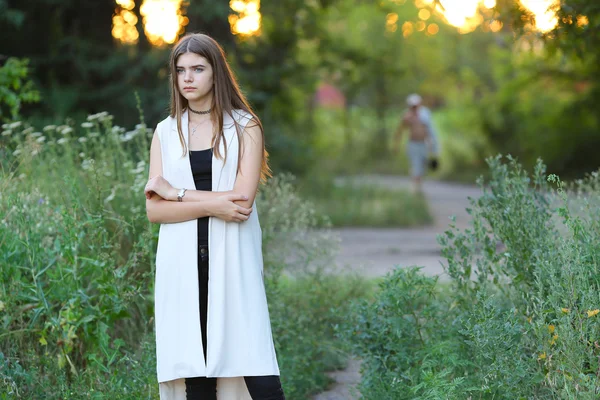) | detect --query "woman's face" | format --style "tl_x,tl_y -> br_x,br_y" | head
175,52 -> 214,103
